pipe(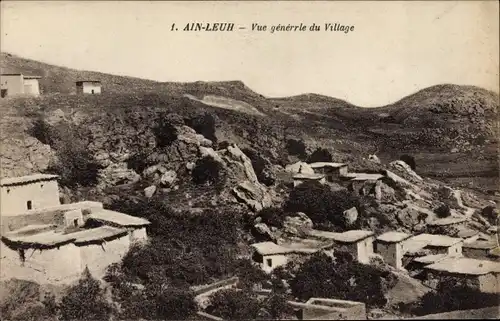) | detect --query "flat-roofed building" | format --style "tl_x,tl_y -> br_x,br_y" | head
1,73 -> 41,97
423,257 -> 500,293
463,240 -> 499,260
375,231 -> 412,269
309,162 -> 348,181
0,174 -> 61,216
292,173 -> 326,187
76,80 -> 102,94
